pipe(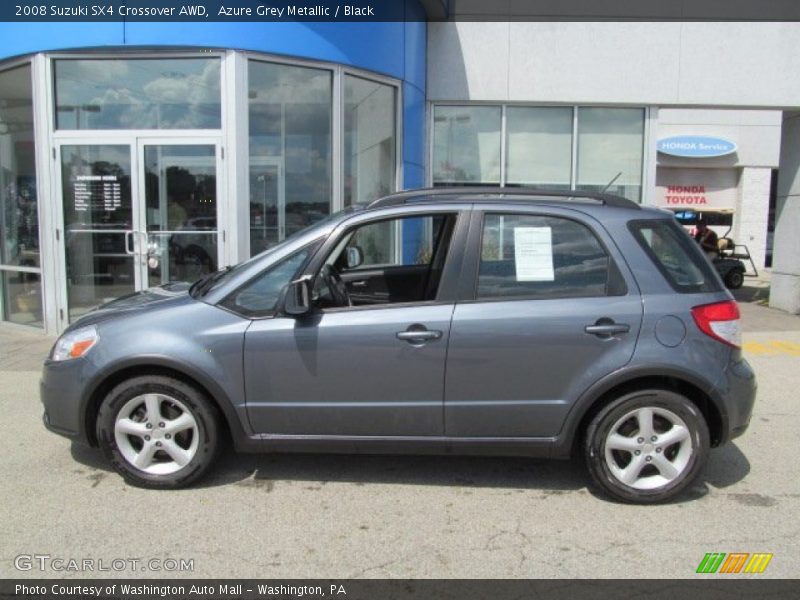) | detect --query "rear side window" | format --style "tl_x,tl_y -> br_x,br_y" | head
477,213 -> 617,300
629,220 -> 721,293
